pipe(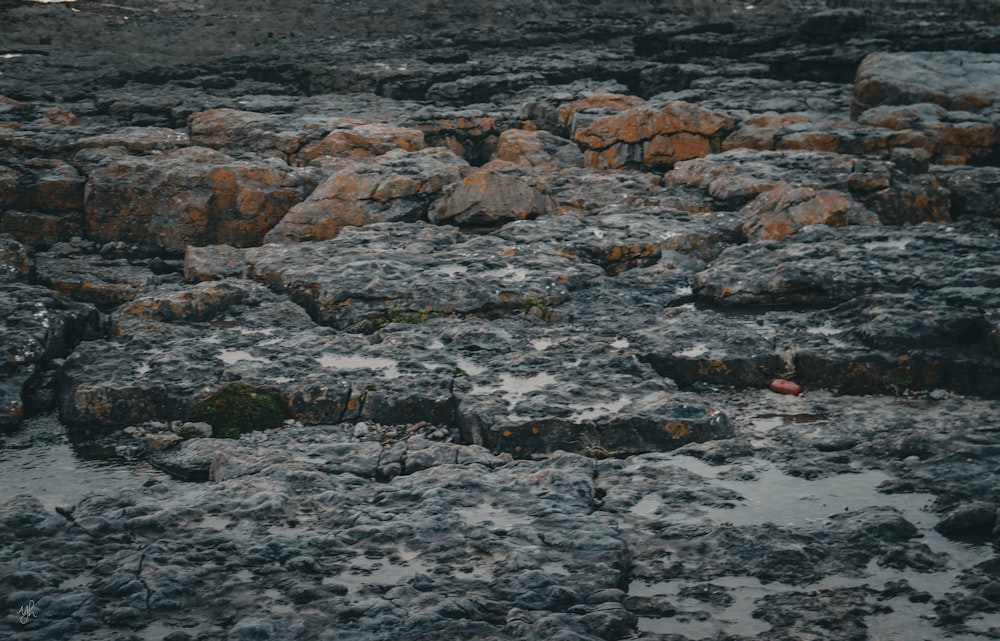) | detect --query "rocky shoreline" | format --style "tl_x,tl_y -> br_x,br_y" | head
2,0 -> 1000,639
